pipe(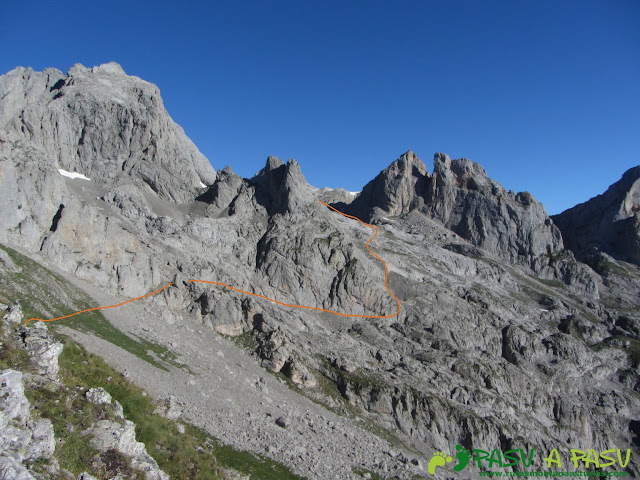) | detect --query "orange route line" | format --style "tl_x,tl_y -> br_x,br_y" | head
24,200 -> 401,325
23,283 -> 174,326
